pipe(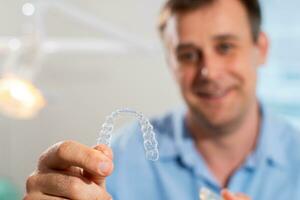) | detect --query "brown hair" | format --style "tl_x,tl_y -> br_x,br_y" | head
158,0 -> 262,42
